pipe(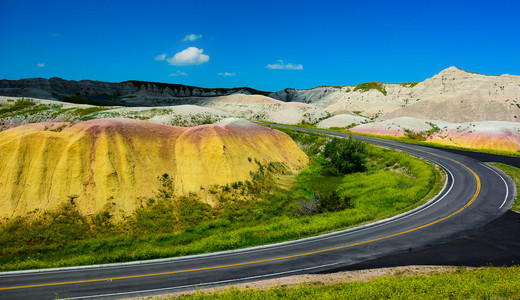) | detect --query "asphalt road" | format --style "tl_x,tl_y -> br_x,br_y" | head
0,126 -> 516,299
